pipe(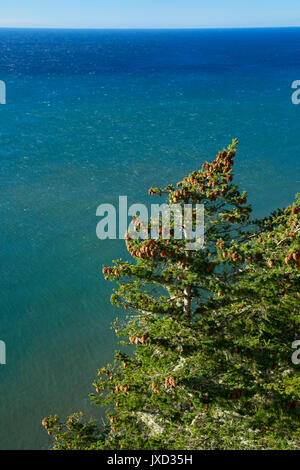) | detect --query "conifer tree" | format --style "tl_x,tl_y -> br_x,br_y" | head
44,141 -> 299,450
